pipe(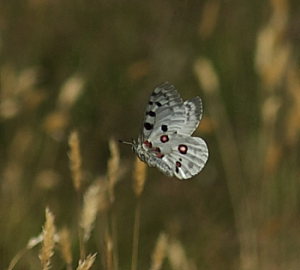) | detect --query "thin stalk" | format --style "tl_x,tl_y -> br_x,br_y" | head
77,192 -> 86,260
111,208 -> 119,270
7,248 -> 28,270
131,199 -> 141,270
